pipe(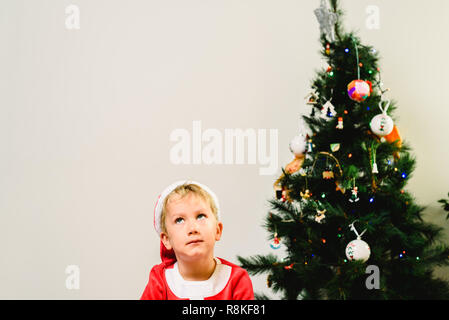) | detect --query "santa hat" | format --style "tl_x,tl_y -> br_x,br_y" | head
153,180 -> 221,266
